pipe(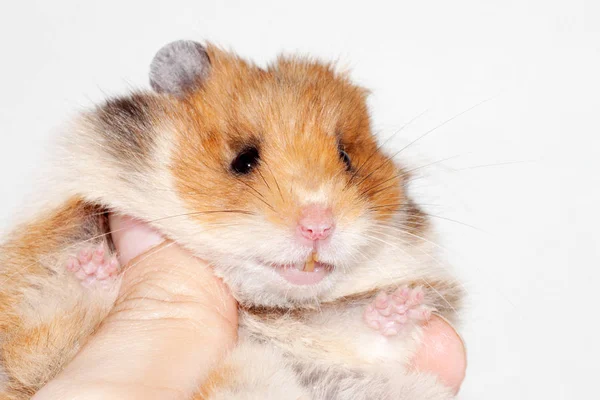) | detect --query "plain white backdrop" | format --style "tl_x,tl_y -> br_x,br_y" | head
1,1 -> 598,398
